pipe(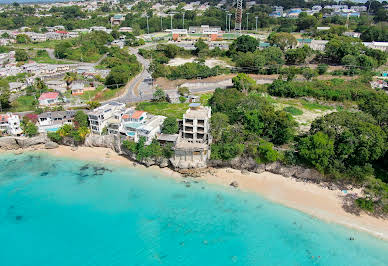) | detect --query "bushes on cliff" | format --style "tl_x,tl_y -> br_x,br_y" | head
21,117 -> 38,137
47,122 -> 90,145
123,137 -> 173,161
297,112 -> 387,182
